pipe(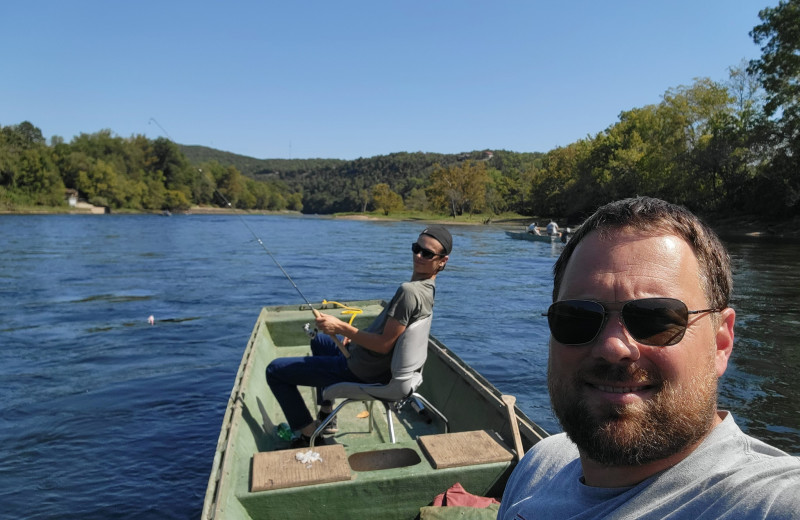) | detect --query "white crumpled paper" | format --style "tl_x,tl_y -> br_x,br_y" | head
295,449 -> 323,468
